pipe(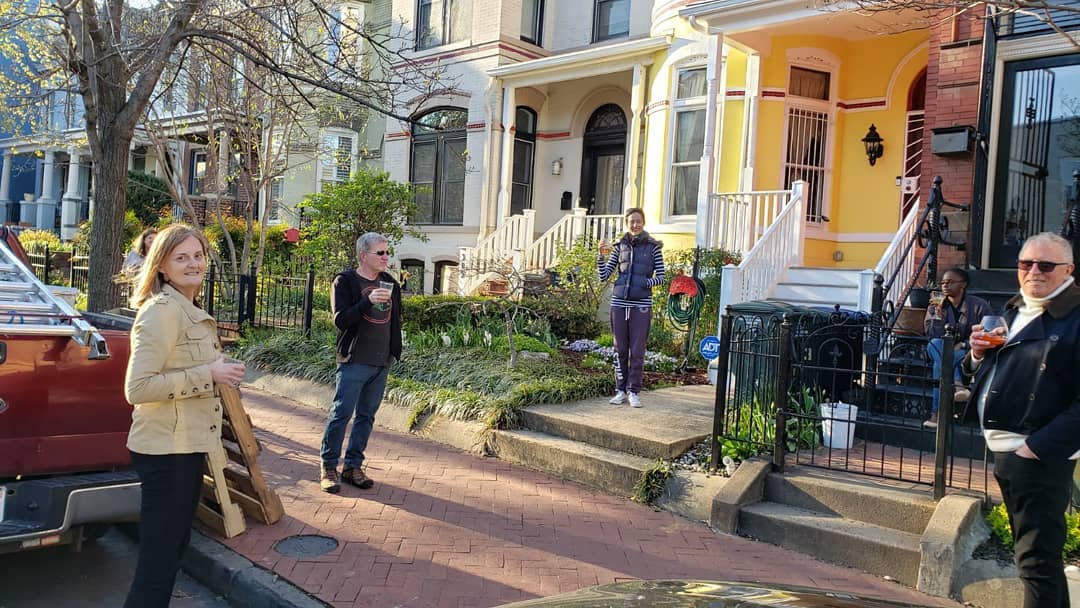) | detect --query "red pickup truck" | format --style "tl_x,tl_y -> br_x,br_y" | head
0,227 -> 139,553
